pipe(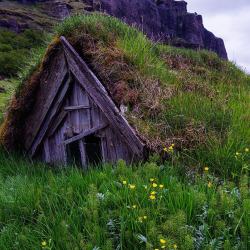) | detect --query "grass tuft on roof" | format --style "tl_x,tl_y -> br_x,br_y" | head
1,13 -> 250,177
